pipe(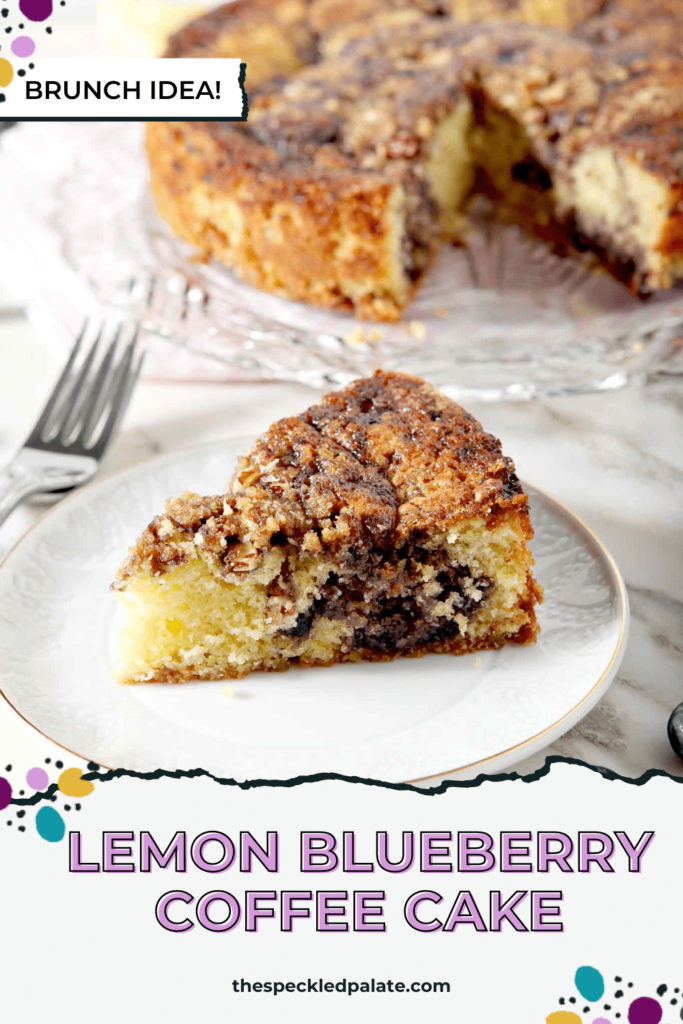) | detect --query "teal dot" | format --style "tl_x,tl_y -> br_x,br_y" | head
35,805 -> 65,842
576,967 -> 606,1003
